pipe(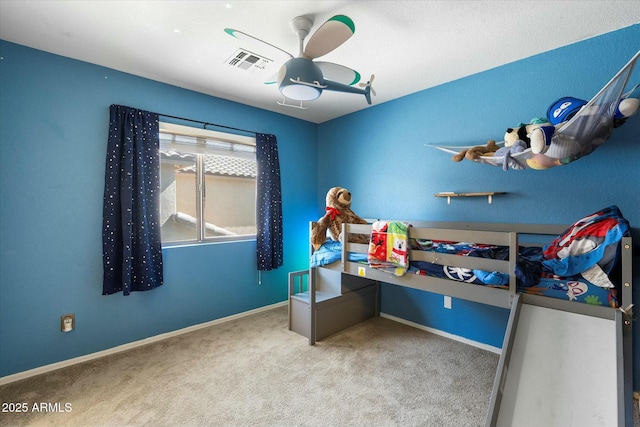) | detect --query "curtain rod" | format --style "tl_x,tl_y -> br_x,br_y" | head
157,113 -> 258,136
